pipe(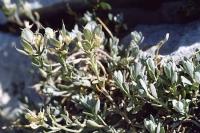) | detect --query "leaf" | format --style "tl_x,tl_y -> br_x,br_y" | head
16,48 -> 29,55
184,99 -> 191,114
150,84 -> 158,98
22,39 -> 34,54
83,29 -> 93,41
150,114 -> 155,123
98,2 -> 112,10
45,27 -> 54,39
32,58 -> 41,66
172,99 -> 185,114
114,71 -> 130,95
164,63 -> 172,80
114,71 -> 123,84
130,31 -> 144,46
147,58 -> 156,73
182,60 -> 194,78
62,22 -> 67,35
34,33 -> 44,51
139,78 -> 148,93
156,122 -> 161,133
134,62 -> 145,79
21,28 -> 34,43
123,82 -> 130,95
181,76 -> 192,86
164,62 -> 177,83
73,79 -> 91,87
172,71 -> 178,84
49,38 -> 61,48
144,118 -> 156,133
94,25 -> 103,36
109,37 -> 119,57
84,21 -> 97,32
160,127 -> 165,133
95,98 -> 100,114
86,120 -> 104,128
82,40 -> 92,51
194,71 -> 200,83
2,3 -> 17,16
147,58 -> 156,79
